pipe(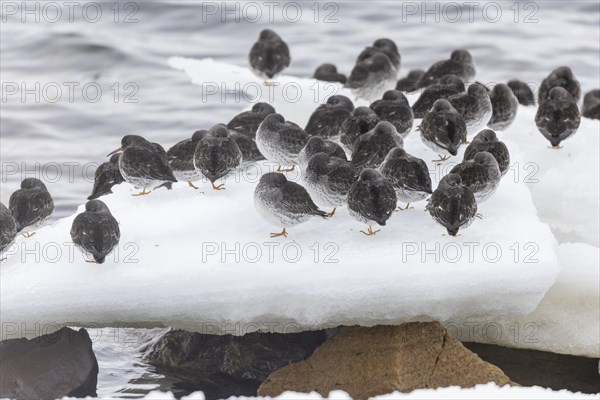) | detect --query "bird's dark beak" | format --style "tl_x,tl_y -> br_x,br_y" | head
107,146 -> 123,157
